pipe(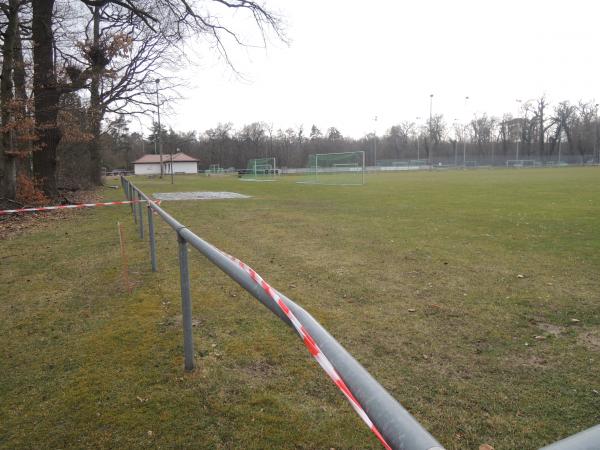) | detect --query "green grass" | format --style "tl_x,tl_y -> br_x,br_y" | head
1,168 -> 599,449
